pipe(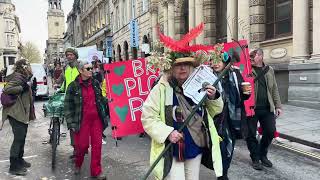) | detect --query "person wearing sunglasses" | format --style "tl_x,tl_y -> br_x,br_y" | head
64,60 -> 109,179
246,48 -> 282,170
